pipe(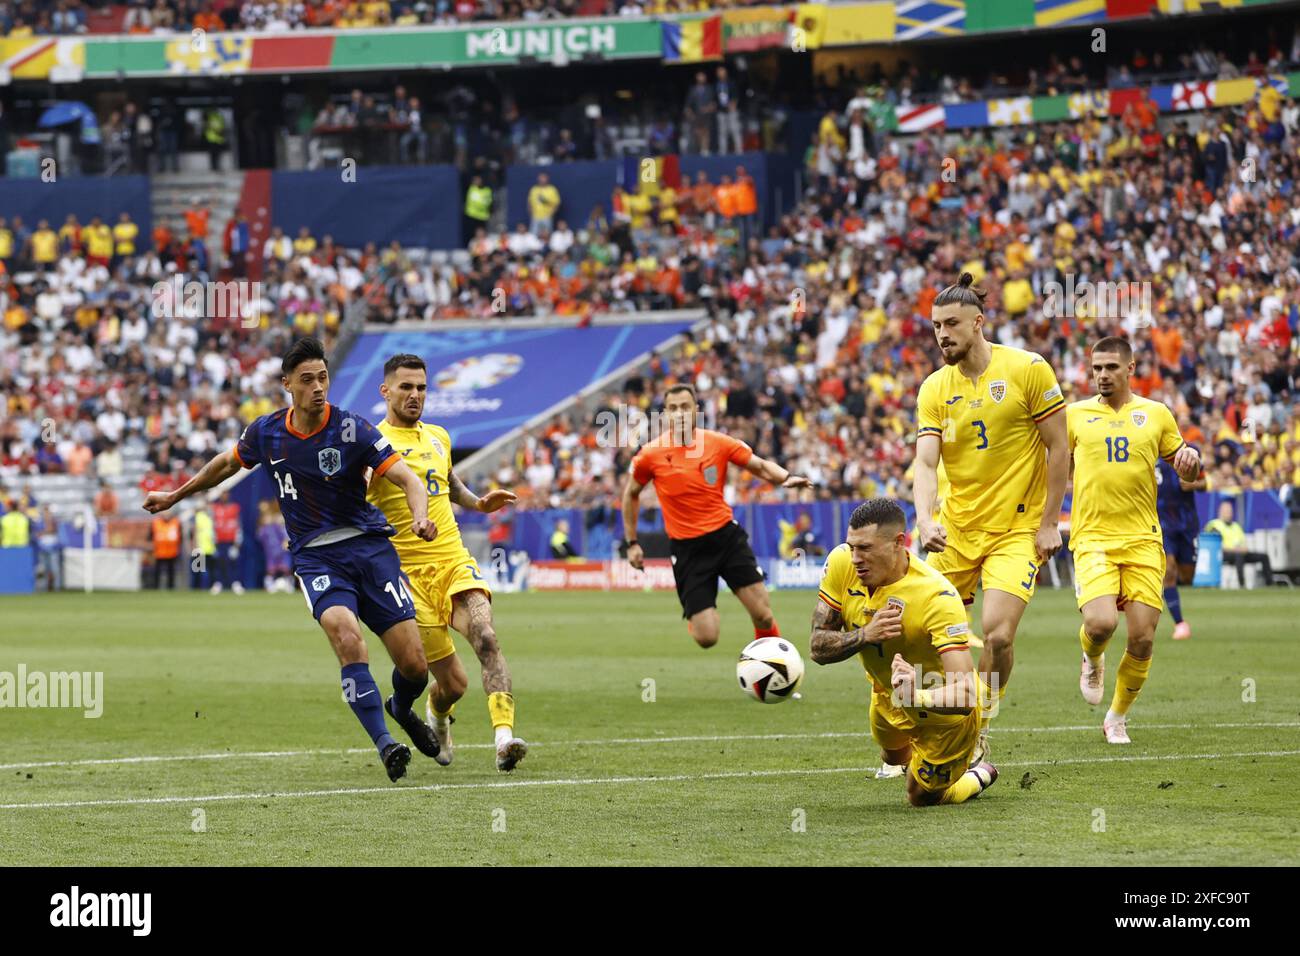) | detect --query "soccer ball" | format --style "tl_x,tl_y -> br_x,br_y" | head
737,637 -> 804,703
